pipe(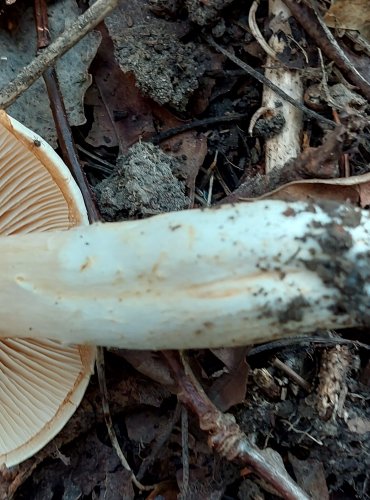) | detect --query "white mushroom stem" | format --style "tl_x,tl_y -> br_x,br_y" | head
1,200 -> 369,349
